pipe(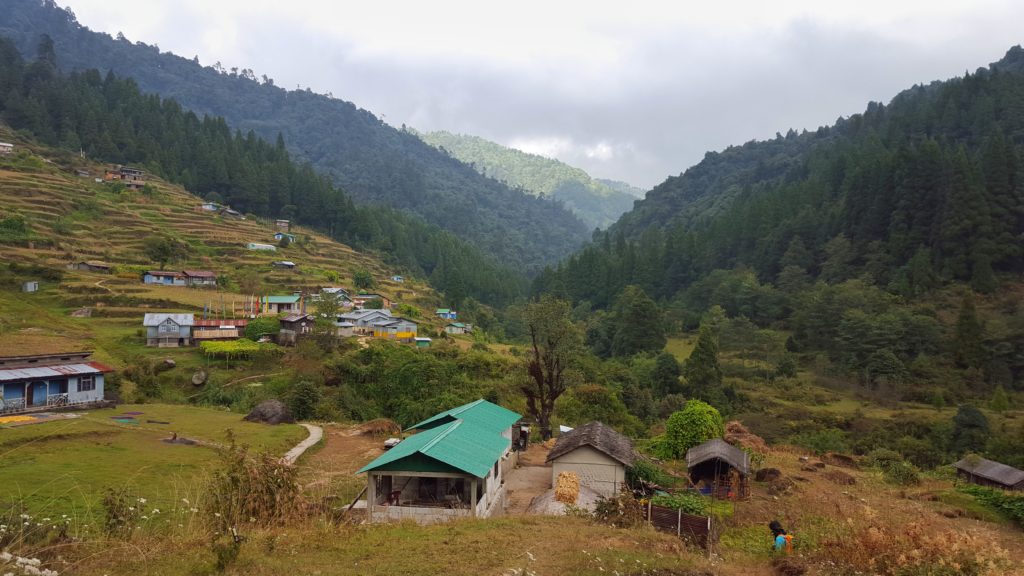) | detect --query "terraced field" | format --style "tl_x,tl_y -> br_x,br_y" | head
0,142 -> 445,370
